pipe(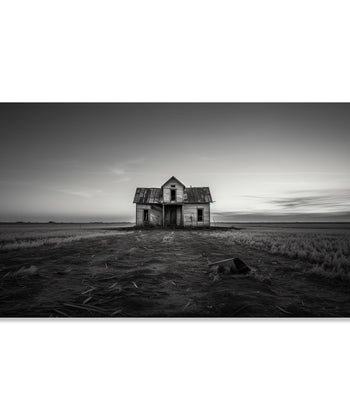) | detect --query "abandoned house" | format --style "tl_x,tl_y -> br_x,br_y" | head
133,176 -> 213,228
